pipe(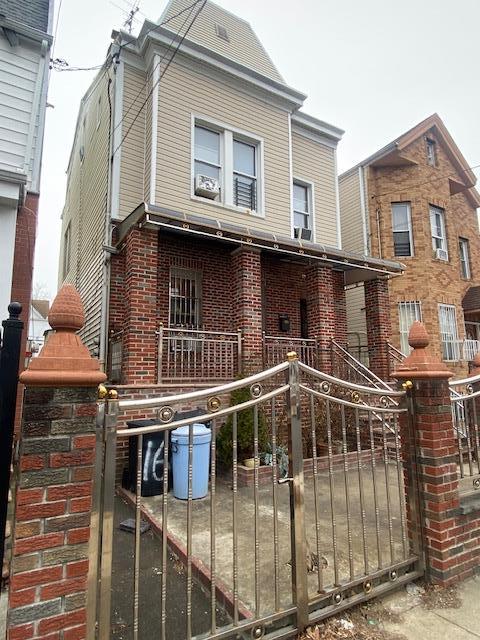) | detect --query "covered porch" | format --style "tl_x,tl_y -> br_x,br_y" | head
107,204 -> 404,385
